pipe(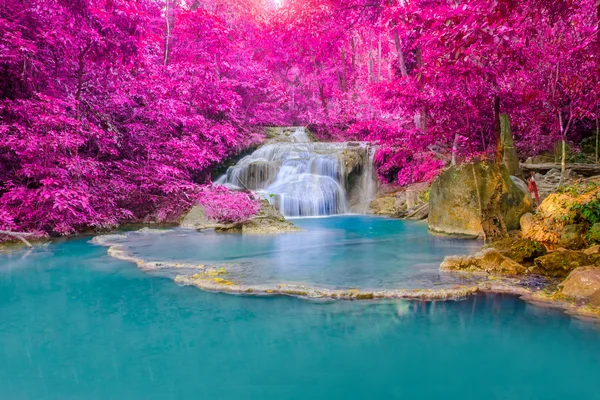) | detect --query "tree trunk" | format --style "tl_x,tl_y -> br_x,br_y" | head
493,96 -> 502,164
377,36 -> 381,82
393,30 -> 408,77
0,231 -> 35,248
368,47 -> 374,82
557,107 -> 574,187
451,134 -> 460,165
75,42 -> 92,121
596,116 -> 599,164
500,114 -> 520,176
164,0 -> 175,66
597,0 -> 600,74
